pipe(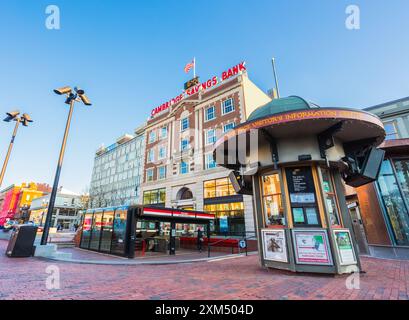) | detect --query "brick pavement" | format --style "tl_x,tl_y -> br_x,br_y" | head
0,240 -> 408,300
